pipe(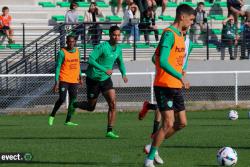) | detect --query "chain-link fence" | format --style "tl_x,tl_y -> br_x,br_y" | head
0,71 -> 250,113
